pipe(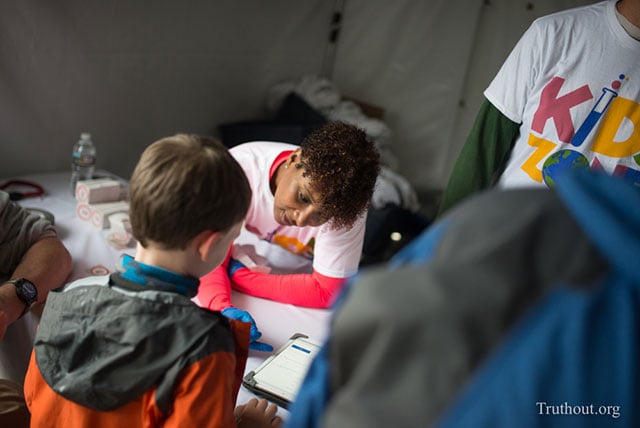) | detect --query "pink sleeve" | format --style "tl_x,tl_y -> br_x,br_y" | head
230,268 -> 347,308
197,249 -> 233,311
